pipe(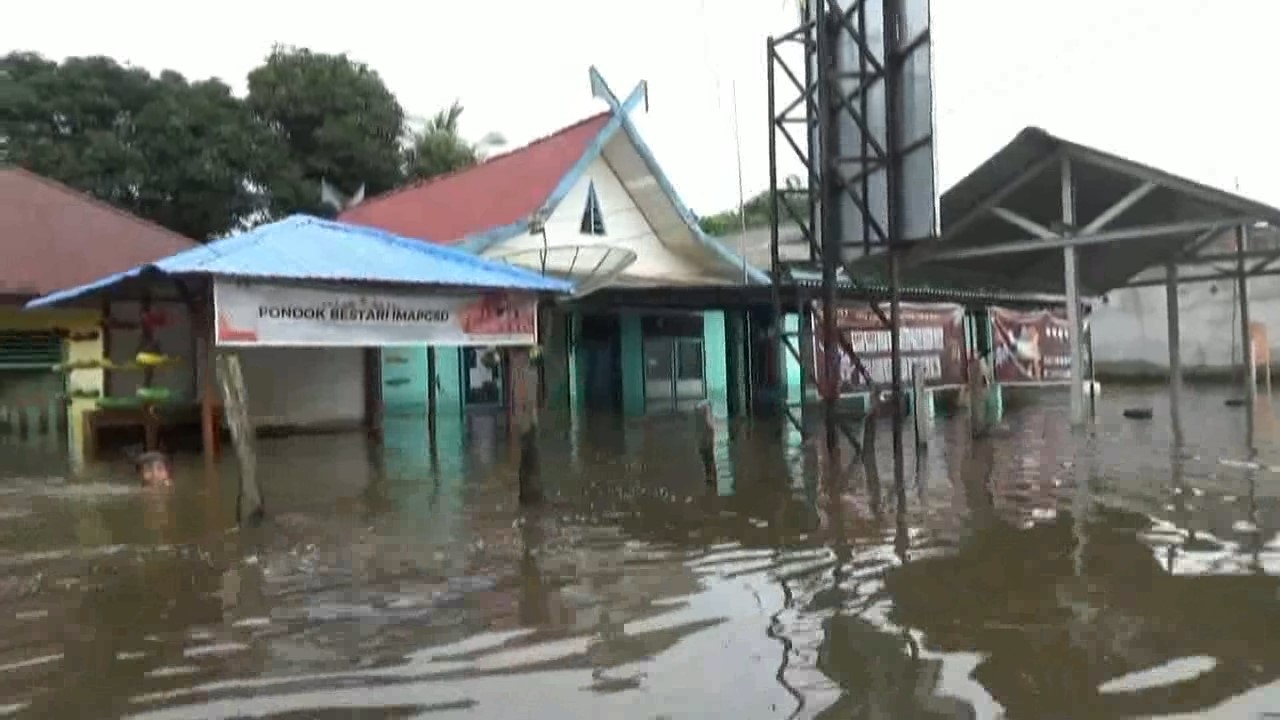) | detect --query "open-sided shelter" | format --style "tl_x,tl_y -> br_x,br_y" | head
26,214 -> 572,461
898,126 -> 1280,426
